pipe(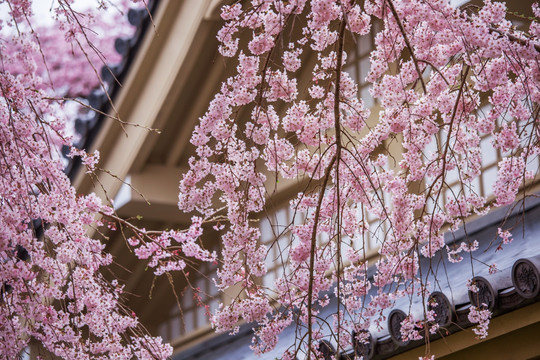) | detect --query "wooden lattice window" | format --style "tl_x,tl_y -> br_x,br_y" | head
425,104 -> 540,213
158,261 -> 219,341
344,20 -> 380,109
260,206 -> 300,290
